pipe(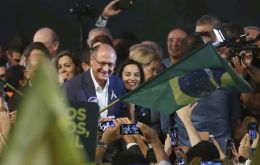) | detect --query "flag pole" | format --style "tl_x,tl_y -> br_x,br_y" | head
99,98 -> 120,114
6,82 -> 24,97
